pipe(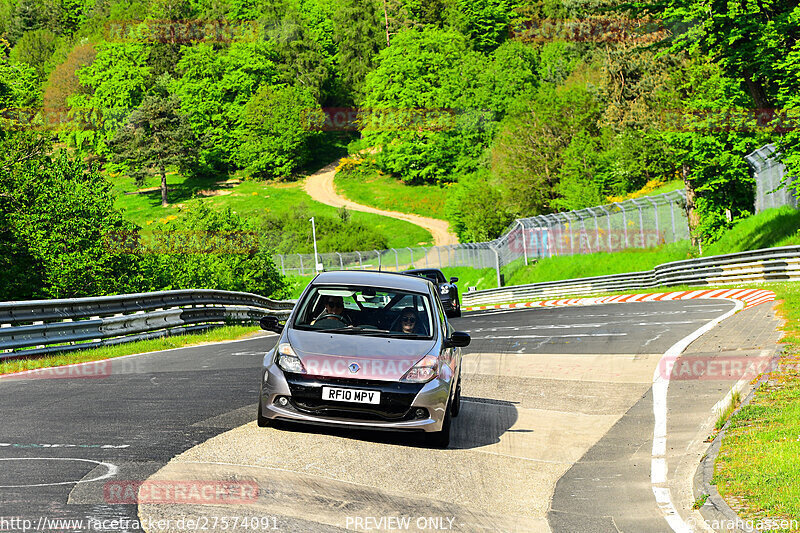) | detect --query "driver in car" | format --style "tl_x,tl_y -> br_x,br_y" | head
312,295 -> 351,325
